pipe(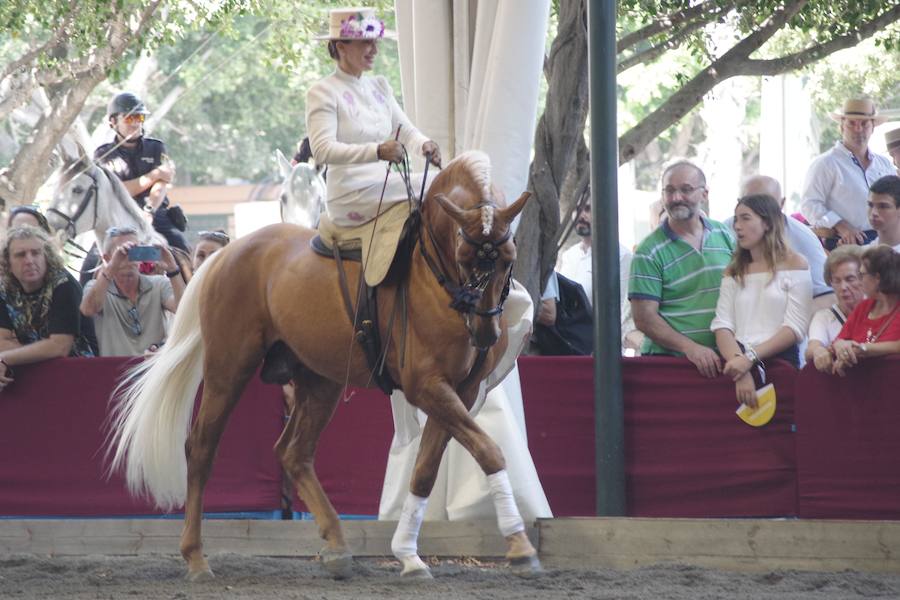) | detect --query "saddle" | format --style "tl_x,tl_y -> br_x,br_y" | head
310,202 -> 419,395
